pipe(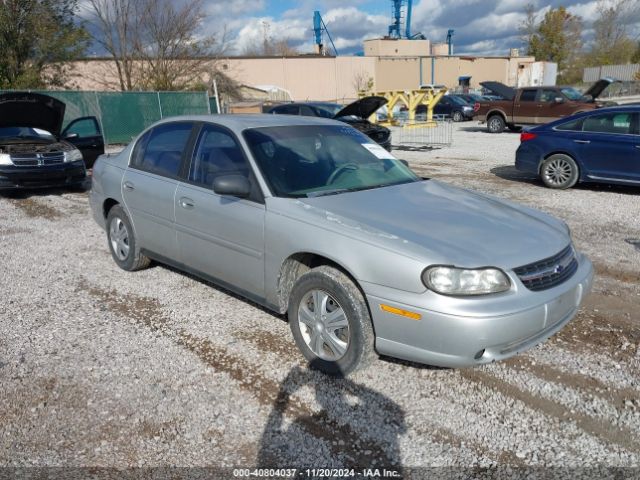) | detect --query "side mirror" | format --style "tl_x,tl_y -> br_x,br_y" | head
399,159 -> 410,167
213,174 -> 251,198
65,133 -> 79,140
554,97 -> 565,104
